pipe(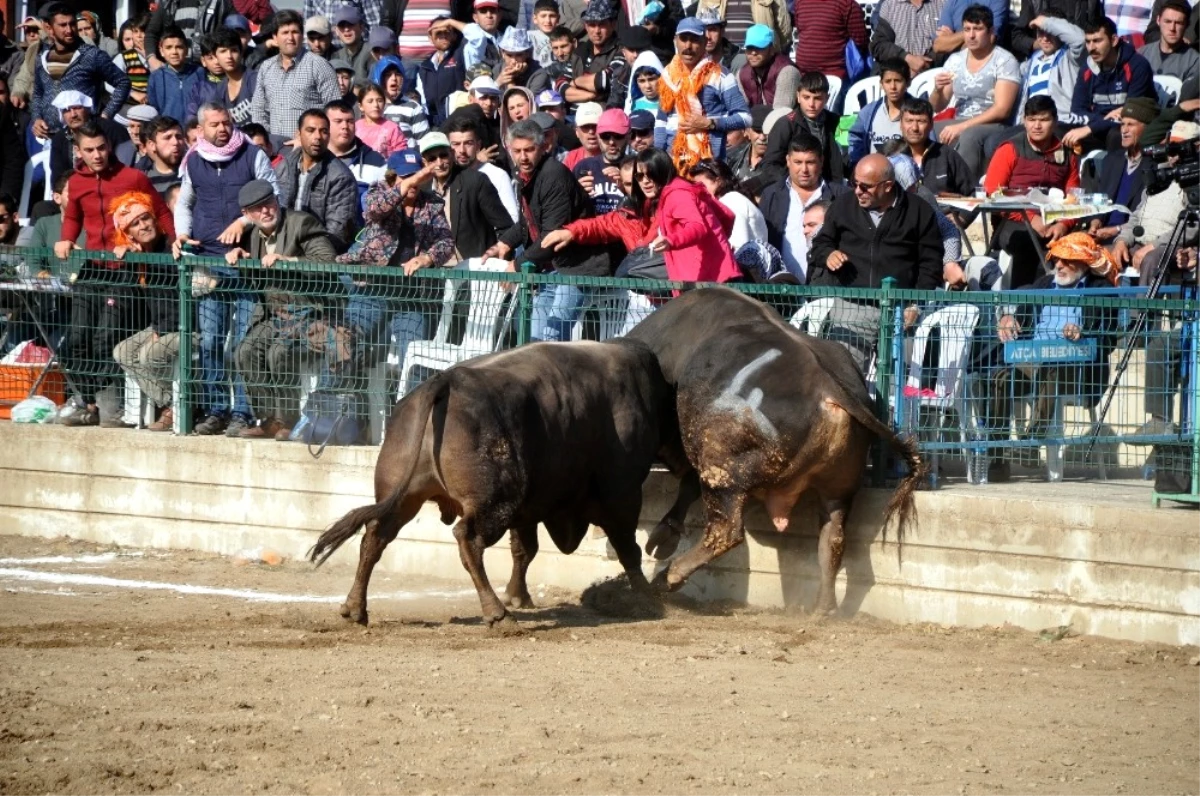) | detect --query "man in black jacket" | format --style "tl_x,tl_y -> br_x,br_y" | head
418,129 -> 521,261
897,96 -> 977,196
761,71 -> 847,187
507,118 -> 611,342
758,134 -> 849,283
809,153 -> 943,370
